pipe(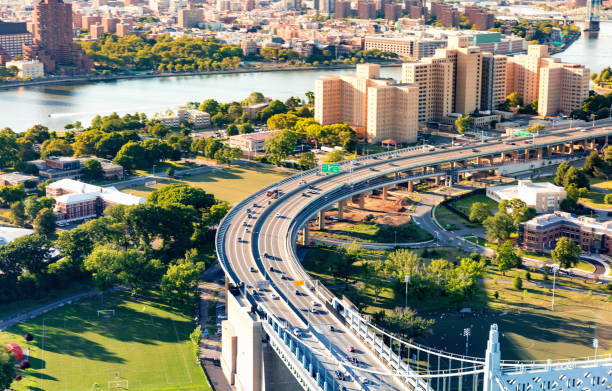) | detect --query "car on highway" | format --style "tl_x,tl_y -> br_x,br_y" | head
275,212 -> 281,217
249,266 -> 256,272
270,293 -> 279,300
347,346 -> 355,353
295,289 -> 300,295
311,300 -> 320,307
309,307 -> 317,313
359,376 -> 368,385
237,237 -> 242,242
